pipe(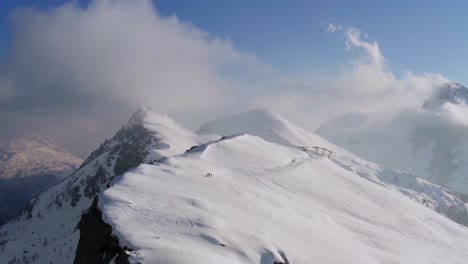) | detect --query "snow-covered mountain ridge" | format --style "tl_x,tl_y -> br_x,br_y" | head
1,107 -> 467,263
98,126 -> 468,263
199,109 -> 468,226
